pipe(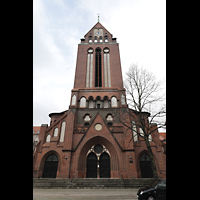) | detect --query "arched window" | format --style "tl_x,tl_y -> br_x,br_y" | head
88,36 -> 92,43
121,94 -> 126,105
60,121 -> 66,142
94,36 -> 97,43
71,95 -> 76,106
46,134 -> 51,142
106,113 -> 114,126
111,96 -> 117,107
96,96 -> 102,108
95,48 -> 102,87
83,114 -> 91,122
99,36 -> 103,42
80,97 -> 86,108
86,48 -> 93,88
132,121 -> 138,141
105,36 -> 108,42
88,96 -> 94,108
103,96 -> 109,108
103,48 -> 111,87
139,128 -> 144,137
148,134 -> 153,141
53,127 -> 58,137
